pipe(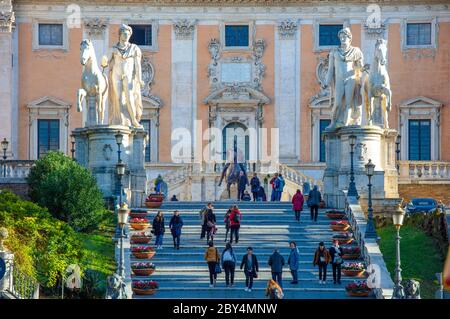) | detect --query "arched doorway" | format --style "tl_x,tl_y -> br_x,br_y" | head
222,122 -> 249,162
